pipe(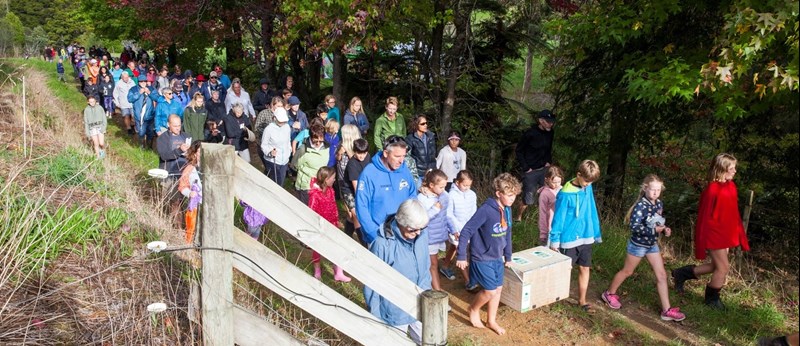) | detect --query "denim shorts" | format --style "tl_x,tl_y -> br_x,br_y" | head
626,239 -> 660,257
